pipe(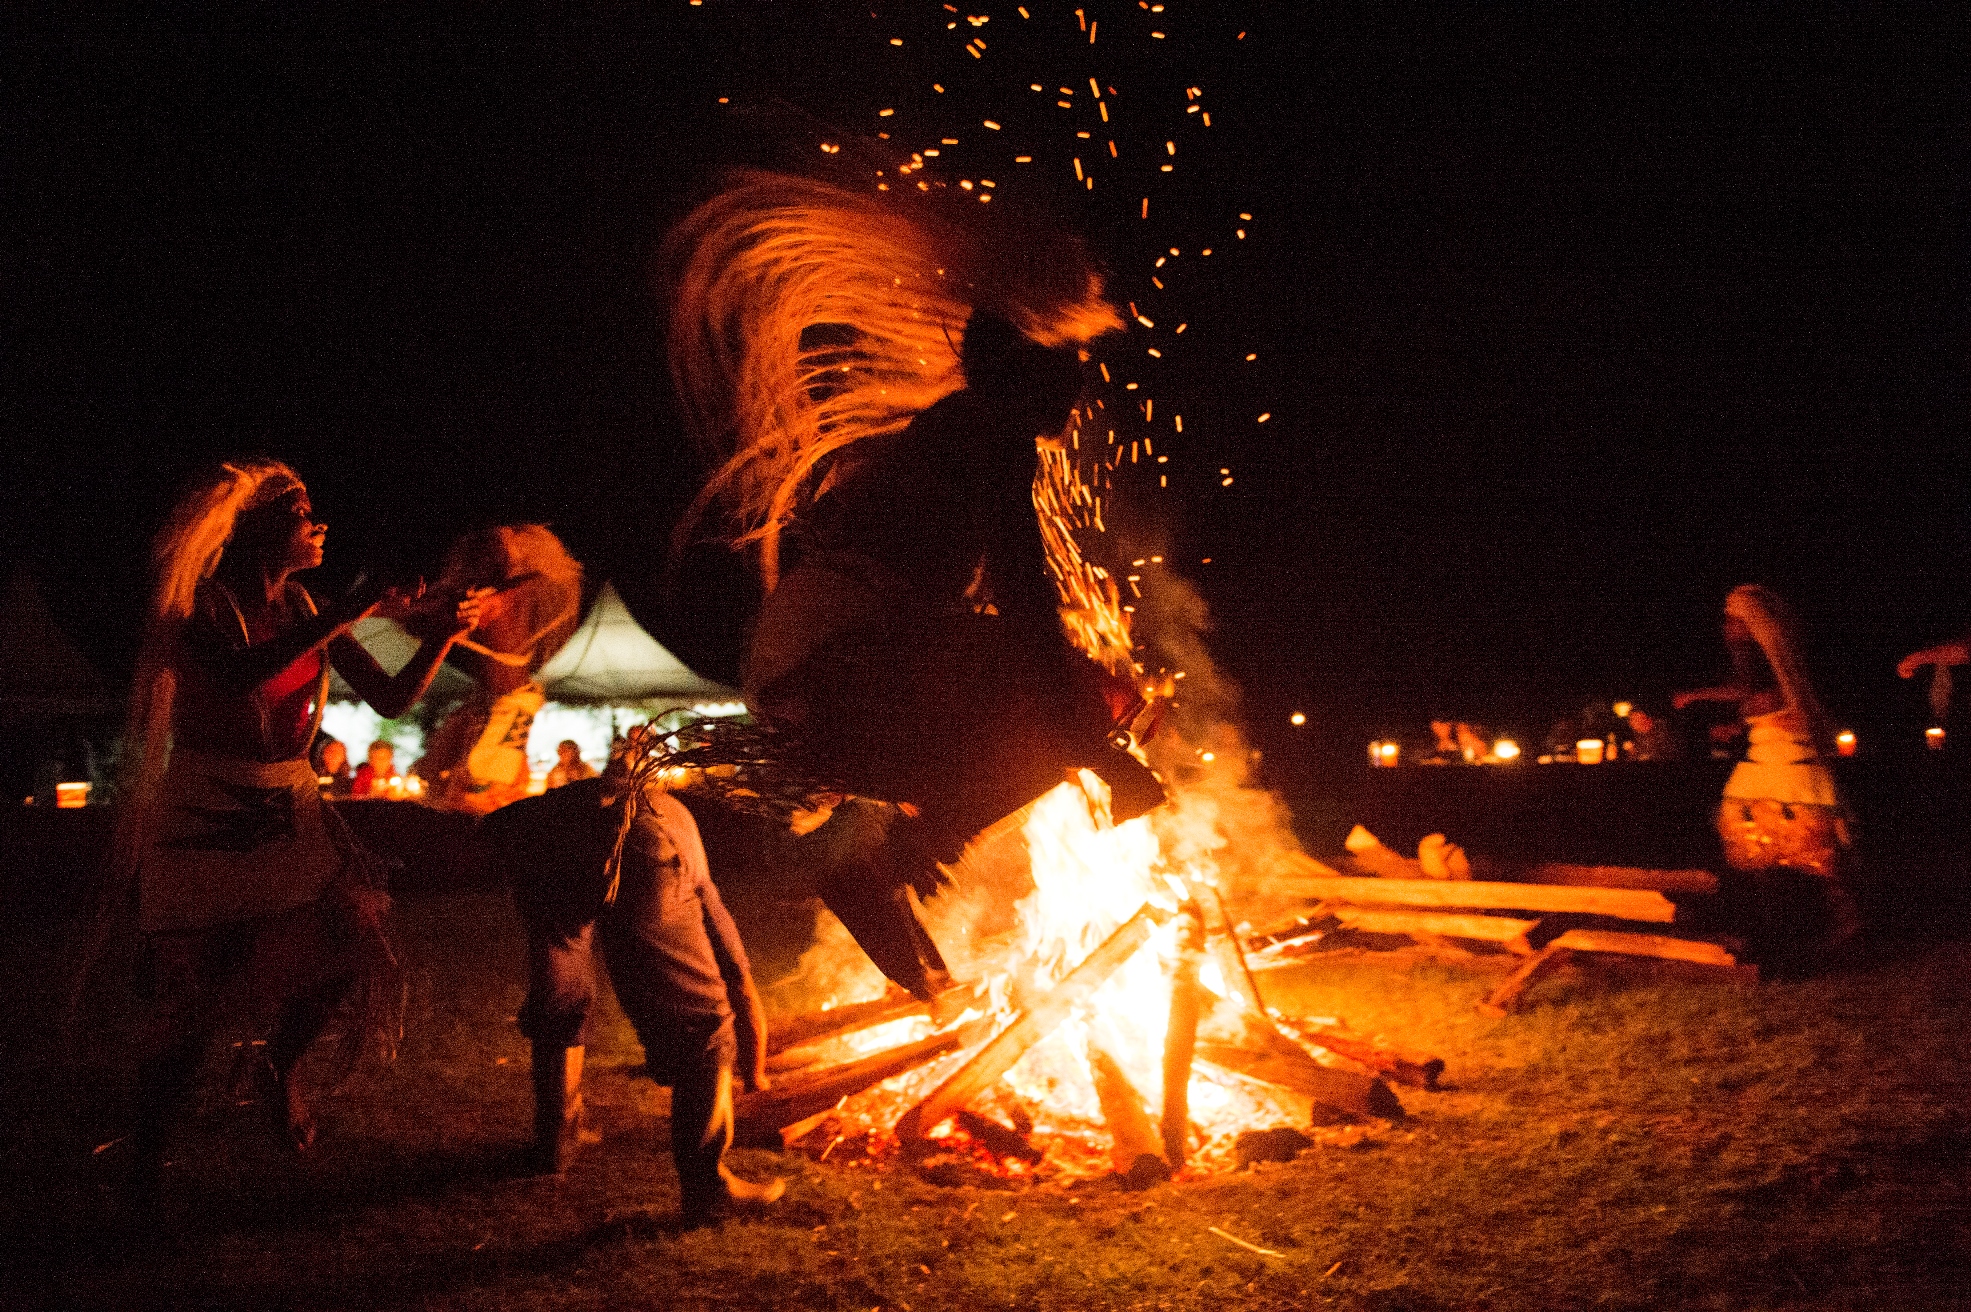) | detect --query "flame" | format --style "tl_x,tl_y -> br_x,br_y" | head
798,772 -> 1312,1180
